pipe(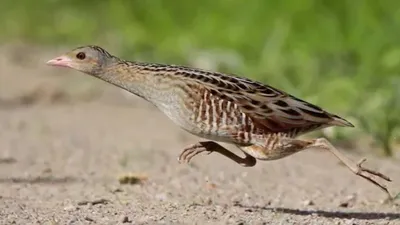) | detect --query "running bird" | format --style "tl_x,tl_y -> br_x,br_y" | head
46,45 -> 392,197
